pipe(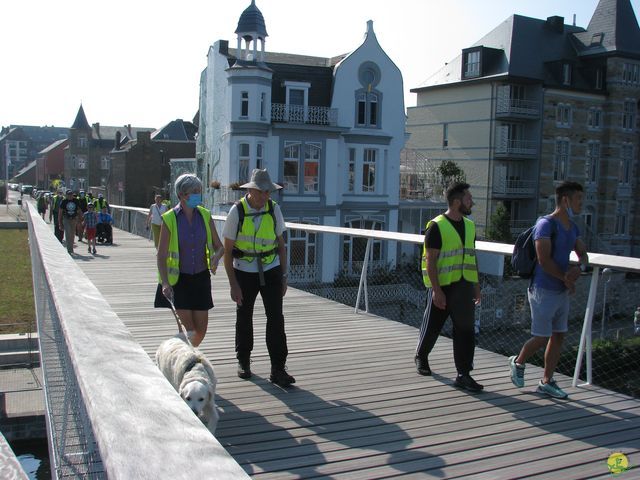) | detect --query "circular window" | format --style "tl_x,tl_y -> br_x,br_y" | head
358,62 -> 381,88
